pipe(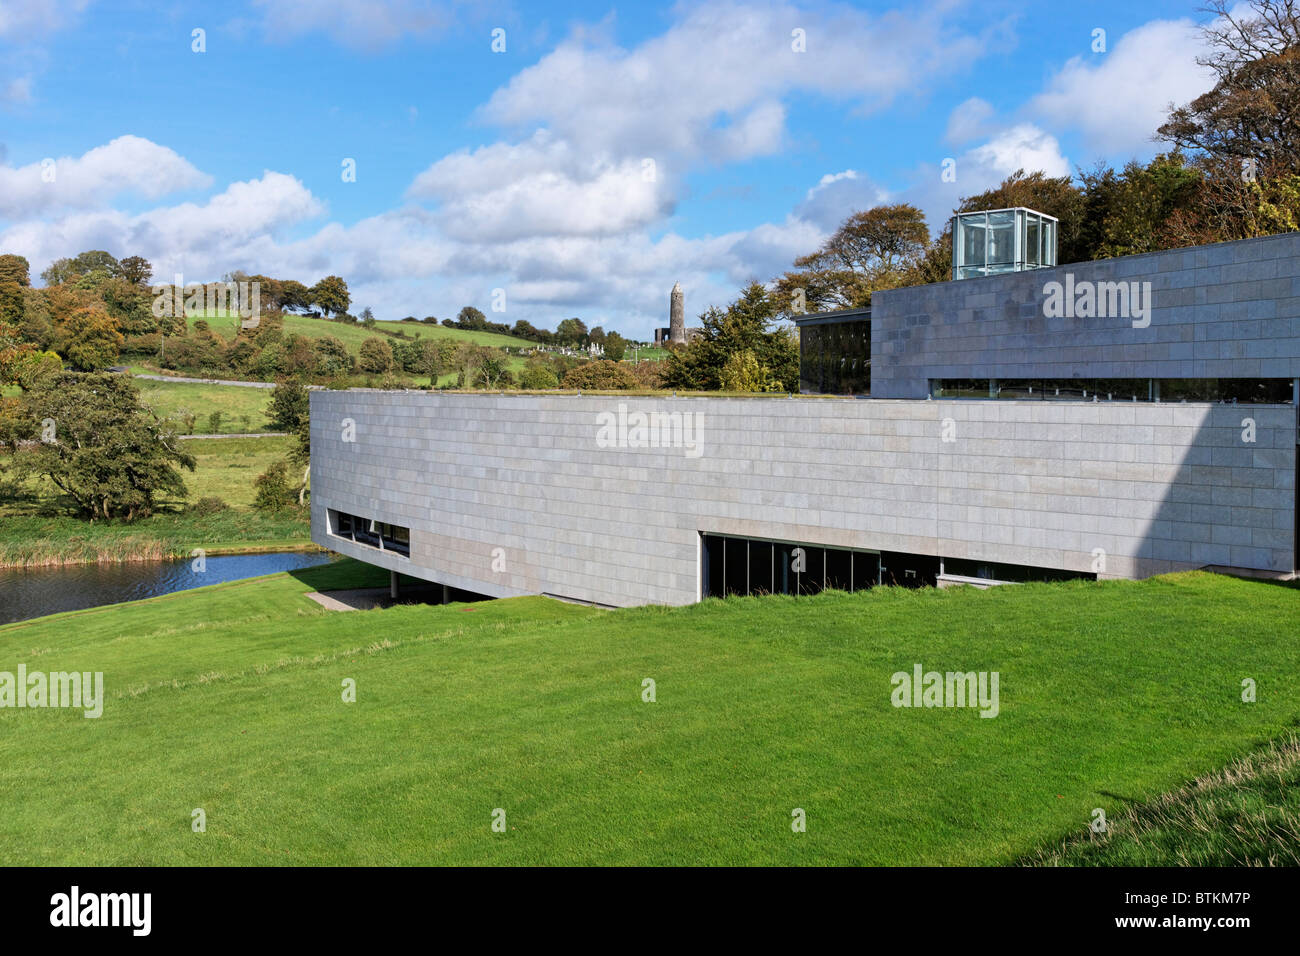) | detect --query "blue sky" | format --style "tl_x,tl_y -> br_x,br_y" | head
0,0 -> 1220,337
